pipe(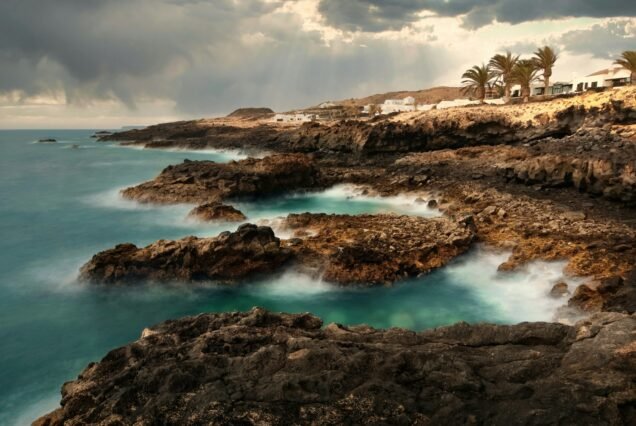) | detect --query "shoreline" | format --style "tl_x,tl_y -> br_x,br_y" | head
34,87 -> 636,424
